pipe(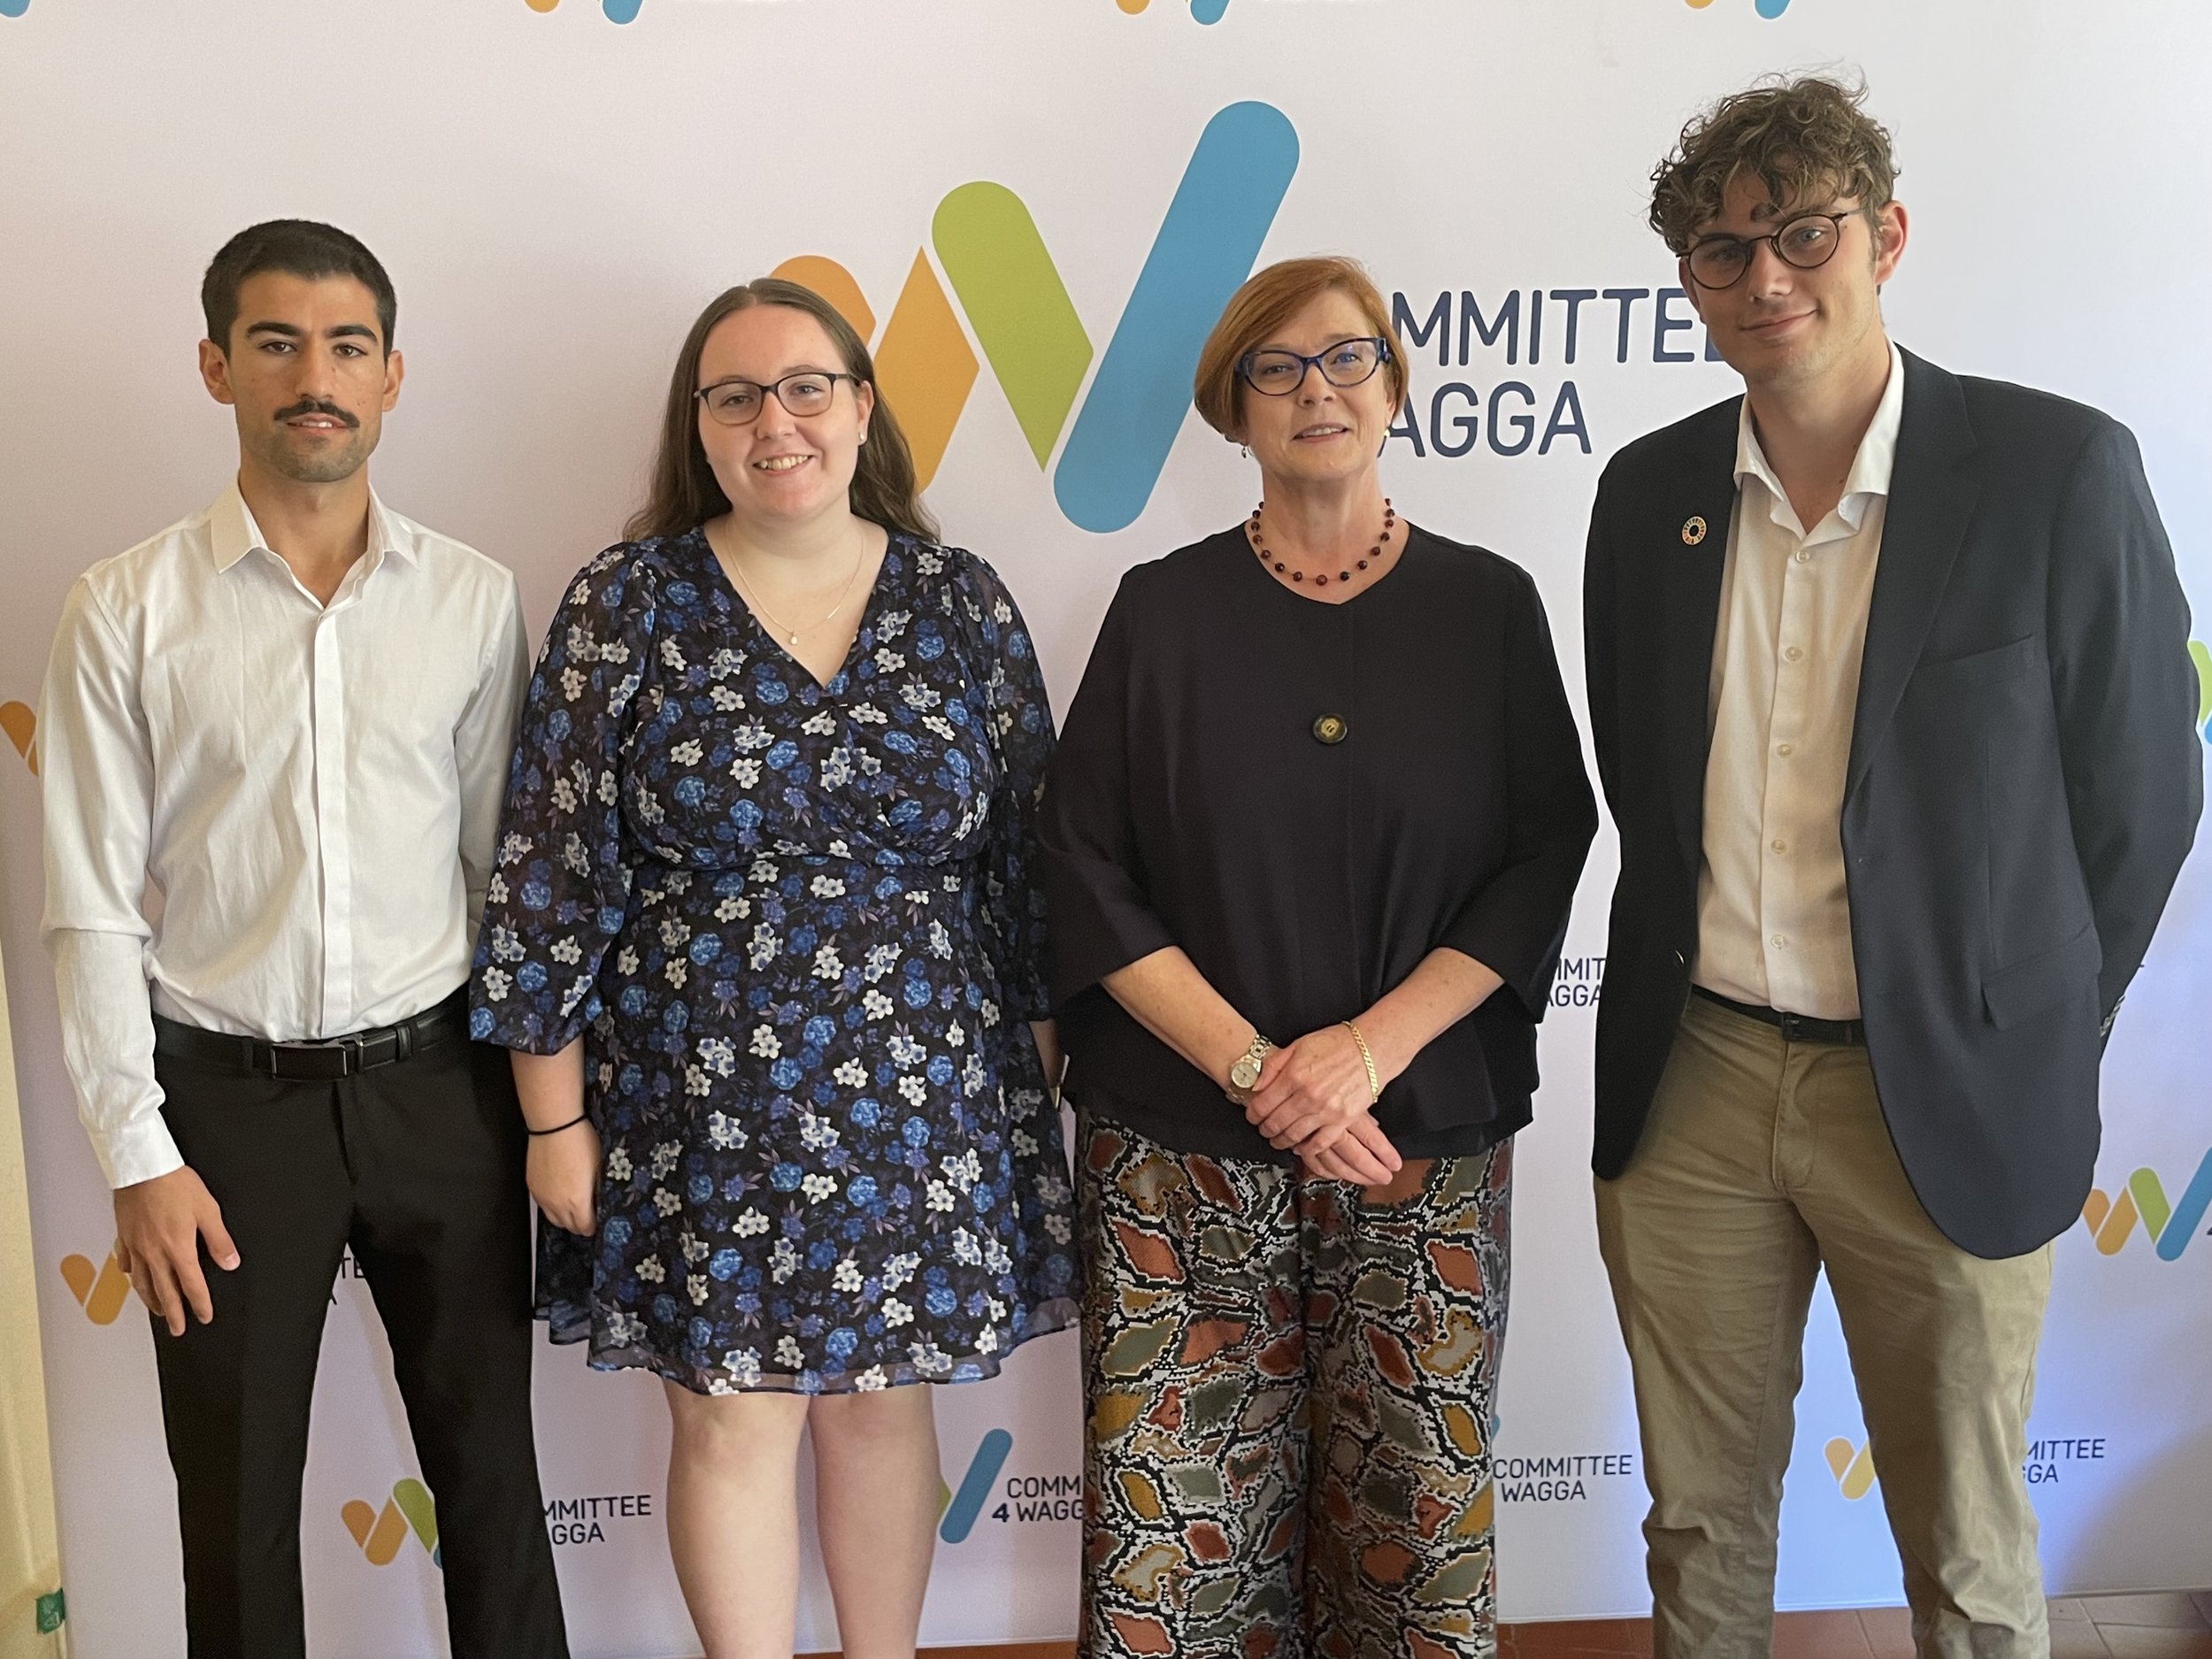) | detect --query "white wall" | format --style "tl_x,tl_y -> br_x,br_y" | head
2,2 -> 2206,1653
